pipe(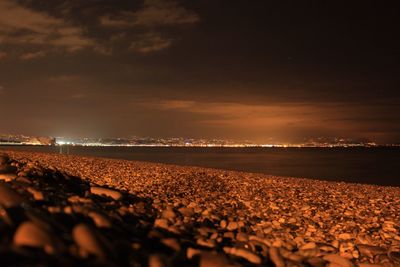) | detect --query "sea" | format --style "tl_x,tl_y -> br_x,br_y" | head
1,145 -> 399,186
